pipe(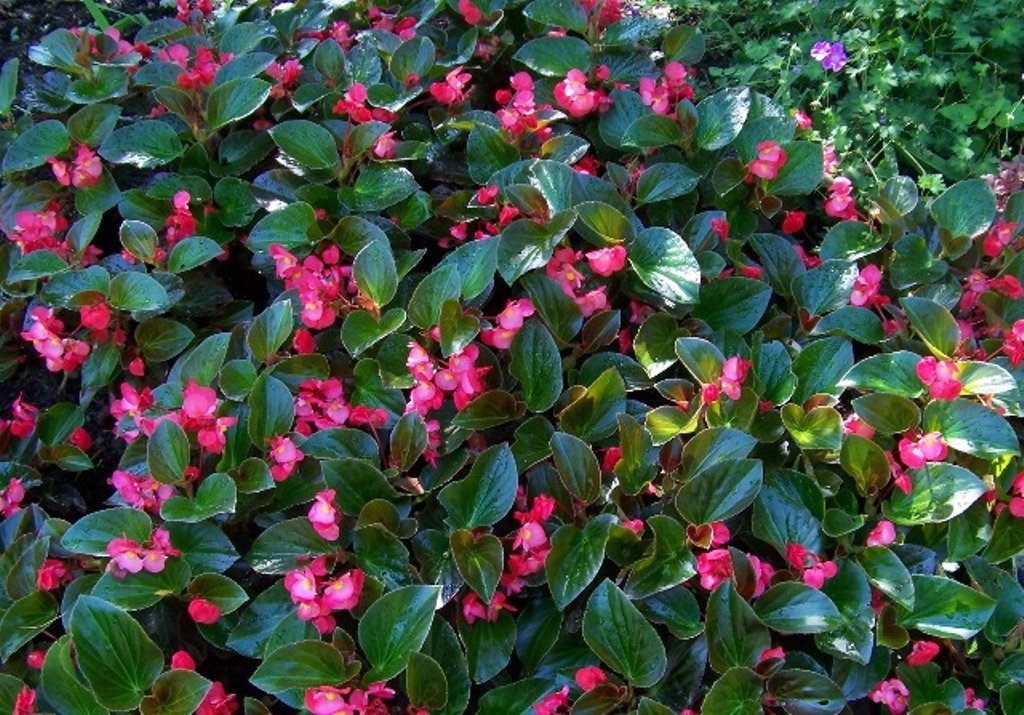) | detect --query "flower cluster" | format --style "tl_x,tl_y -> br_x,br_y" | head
284,559 -> 365,634
810,41 -> 848,71
748,140 -> 788,180
701,356 -> 752,402
481,299 -> 535,349
304,682 -> 395,715
106,527 -> 180,577
47,144 -> 103,188
545,247 -> 612,317
21,307 -> 92,373
271,244 -> 360,329
407,341 -> 488,414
